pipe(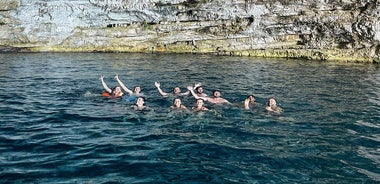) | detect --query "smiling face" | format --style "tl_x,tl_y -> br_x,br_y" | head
196,99 -> 204,107
173,98 -> 182,107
